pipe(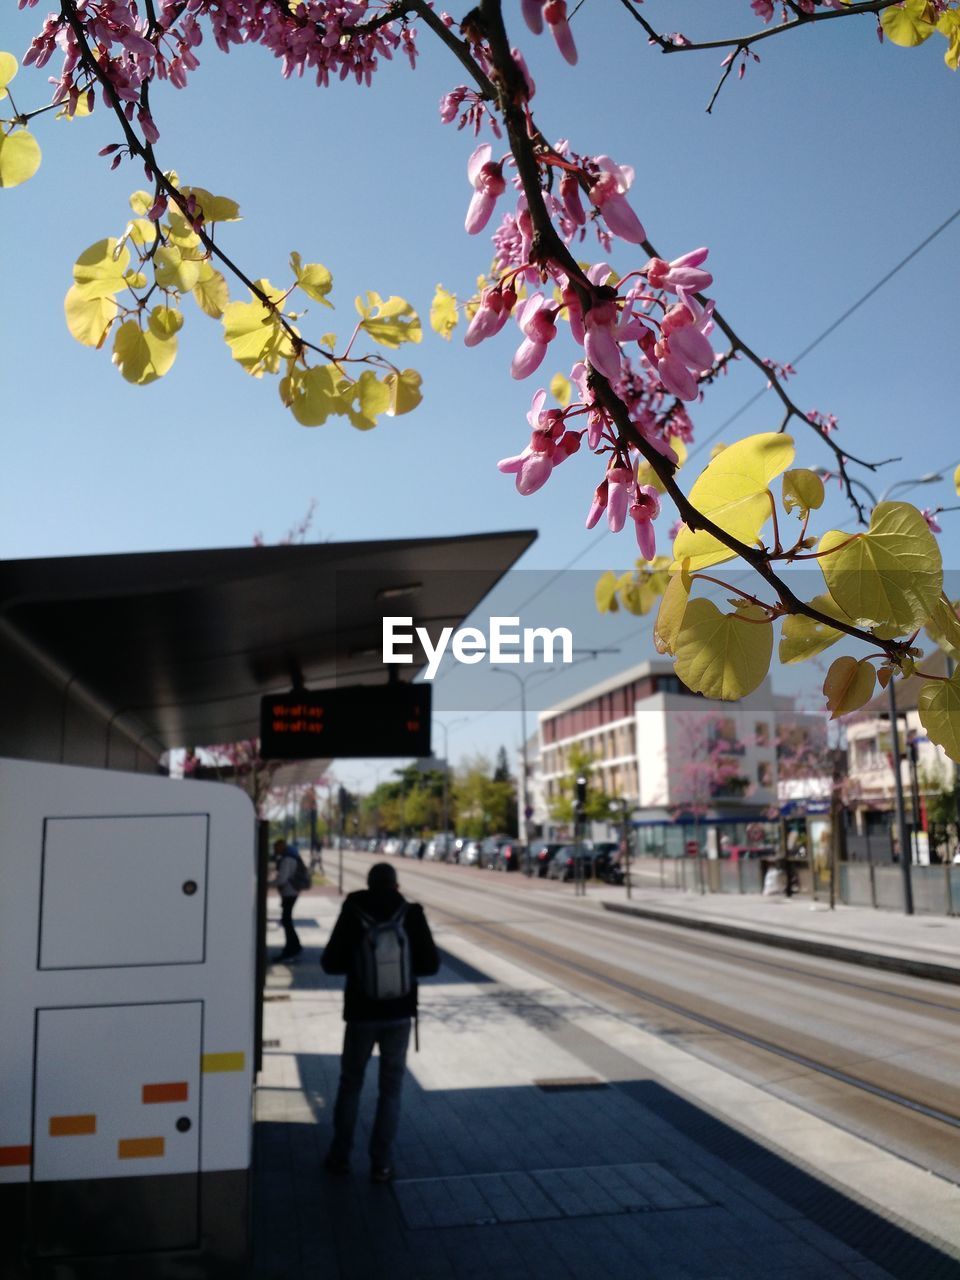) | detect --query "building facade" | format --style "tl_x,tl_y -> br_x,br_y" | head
535,660 -> 782,853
